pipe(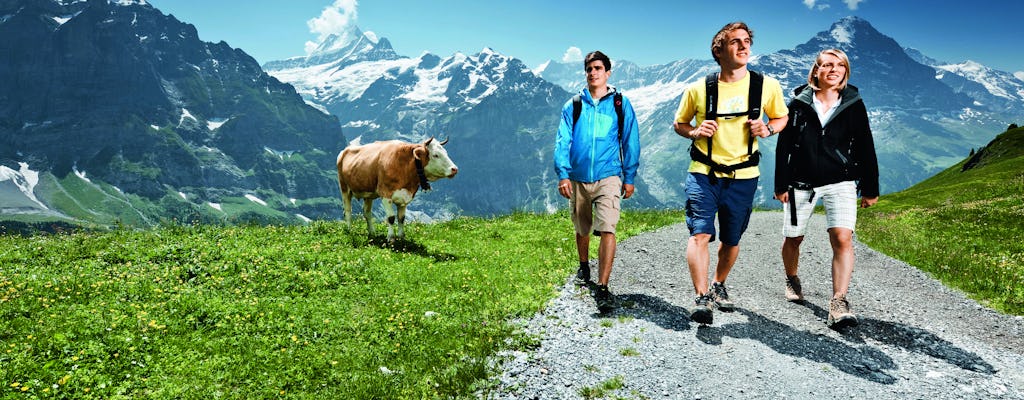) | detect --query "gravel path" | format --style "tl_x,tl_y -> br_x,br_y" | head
483,211 -> 1024,399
